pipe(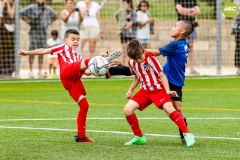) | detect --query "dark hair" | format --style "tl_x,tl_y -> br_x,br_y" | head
123,0 -> 134,9
127,39 -> 144,60
64,29 -> 79,38
138,0 -> 149,11
180,20 -> 199,37
51,30 -> 58,37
